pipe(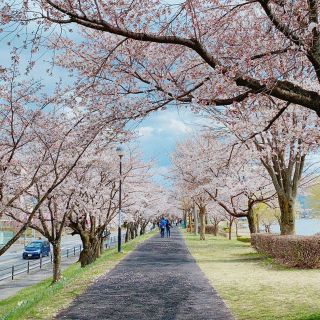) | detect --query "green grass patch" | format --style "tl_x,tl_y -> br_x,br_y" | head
237,235 -> 251,243
0,231 -> 155,320
184,232 -> 320,320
